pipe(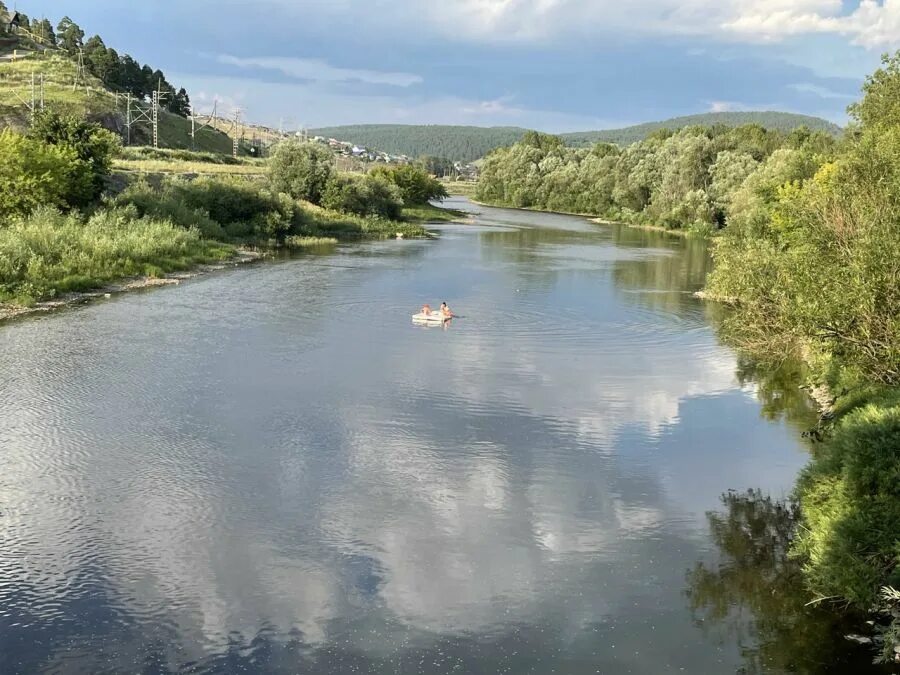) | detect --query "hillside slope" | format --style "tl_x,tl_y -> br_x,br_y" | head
562,111 -> 843,147
312,112 -> 842,161
0,51 -> 233,153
